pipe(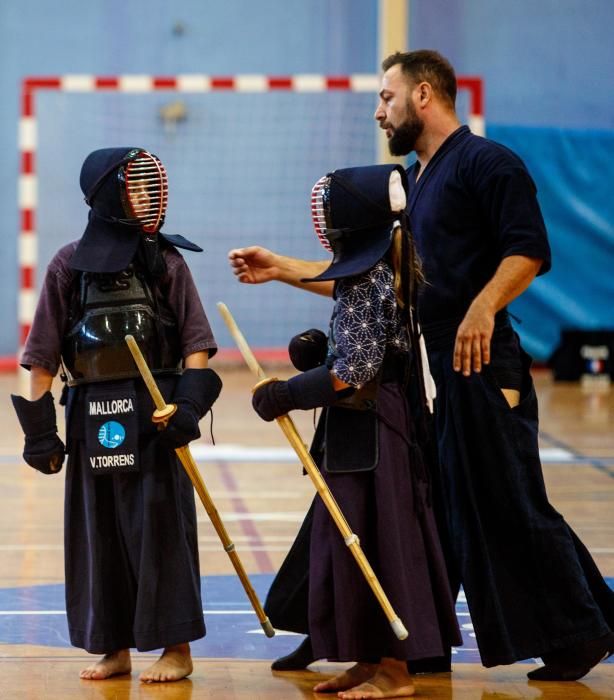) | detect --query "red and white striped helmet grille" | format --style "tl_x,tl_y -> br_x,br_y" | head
124,151 -> 168,233
311,175 -> 333,252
